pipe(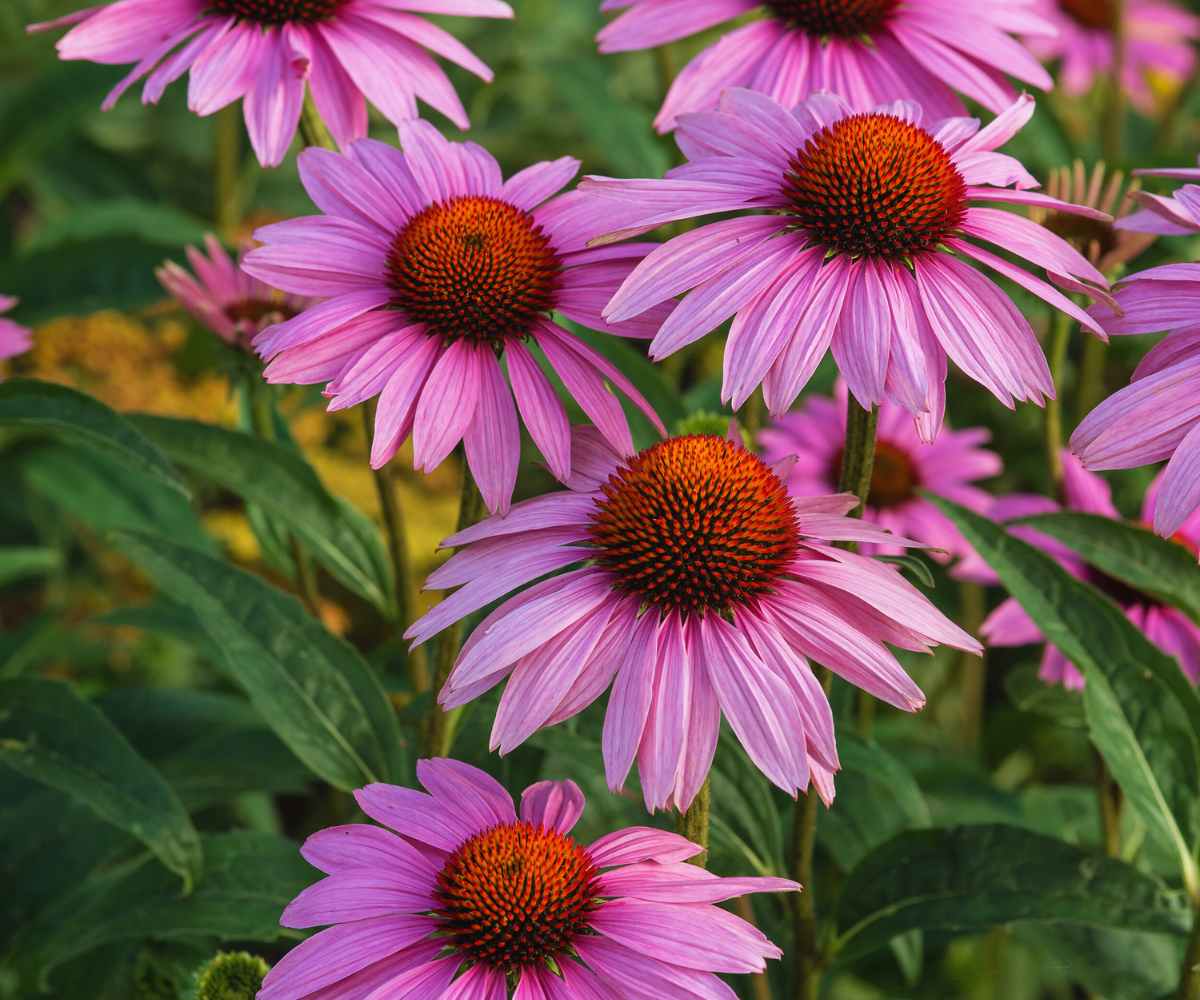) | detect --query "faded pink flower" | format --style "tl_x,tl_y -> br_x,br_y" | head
266,759 -> 797,1000
597,0 -> 1055,133
29,0 -> 512,167
1023,0 -> 1199,114
582,90 -> 1111,440
406,426 -> 979,812
759,380 -> 1000,578
157,235 -> 317,351
242,122 -> 670,515
982,451 -> 1200,687
0,296 -> 32,369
